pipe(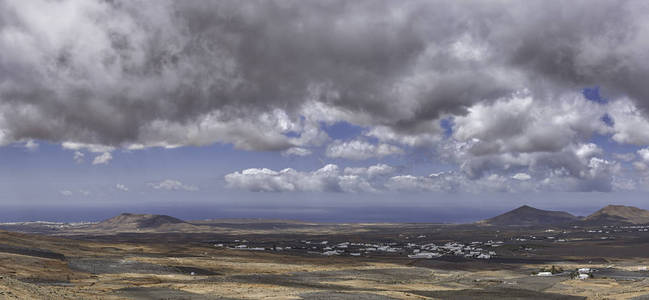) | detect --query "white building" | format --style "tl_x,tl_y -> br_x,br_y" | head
408,252 -> 441,259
